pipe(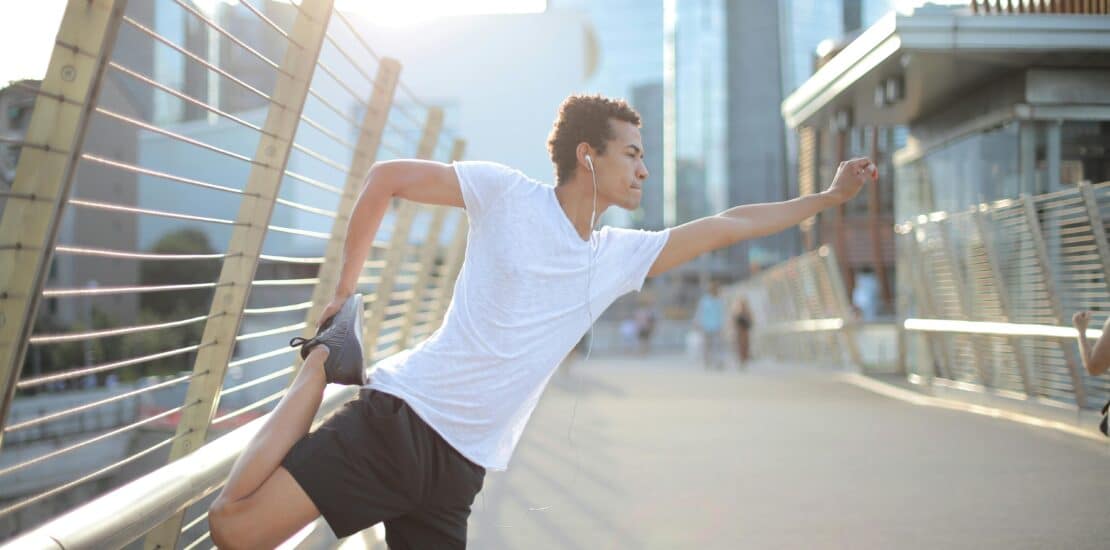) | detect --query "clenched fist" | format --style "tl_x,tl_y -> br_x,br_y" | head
825,157 -> 877,204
